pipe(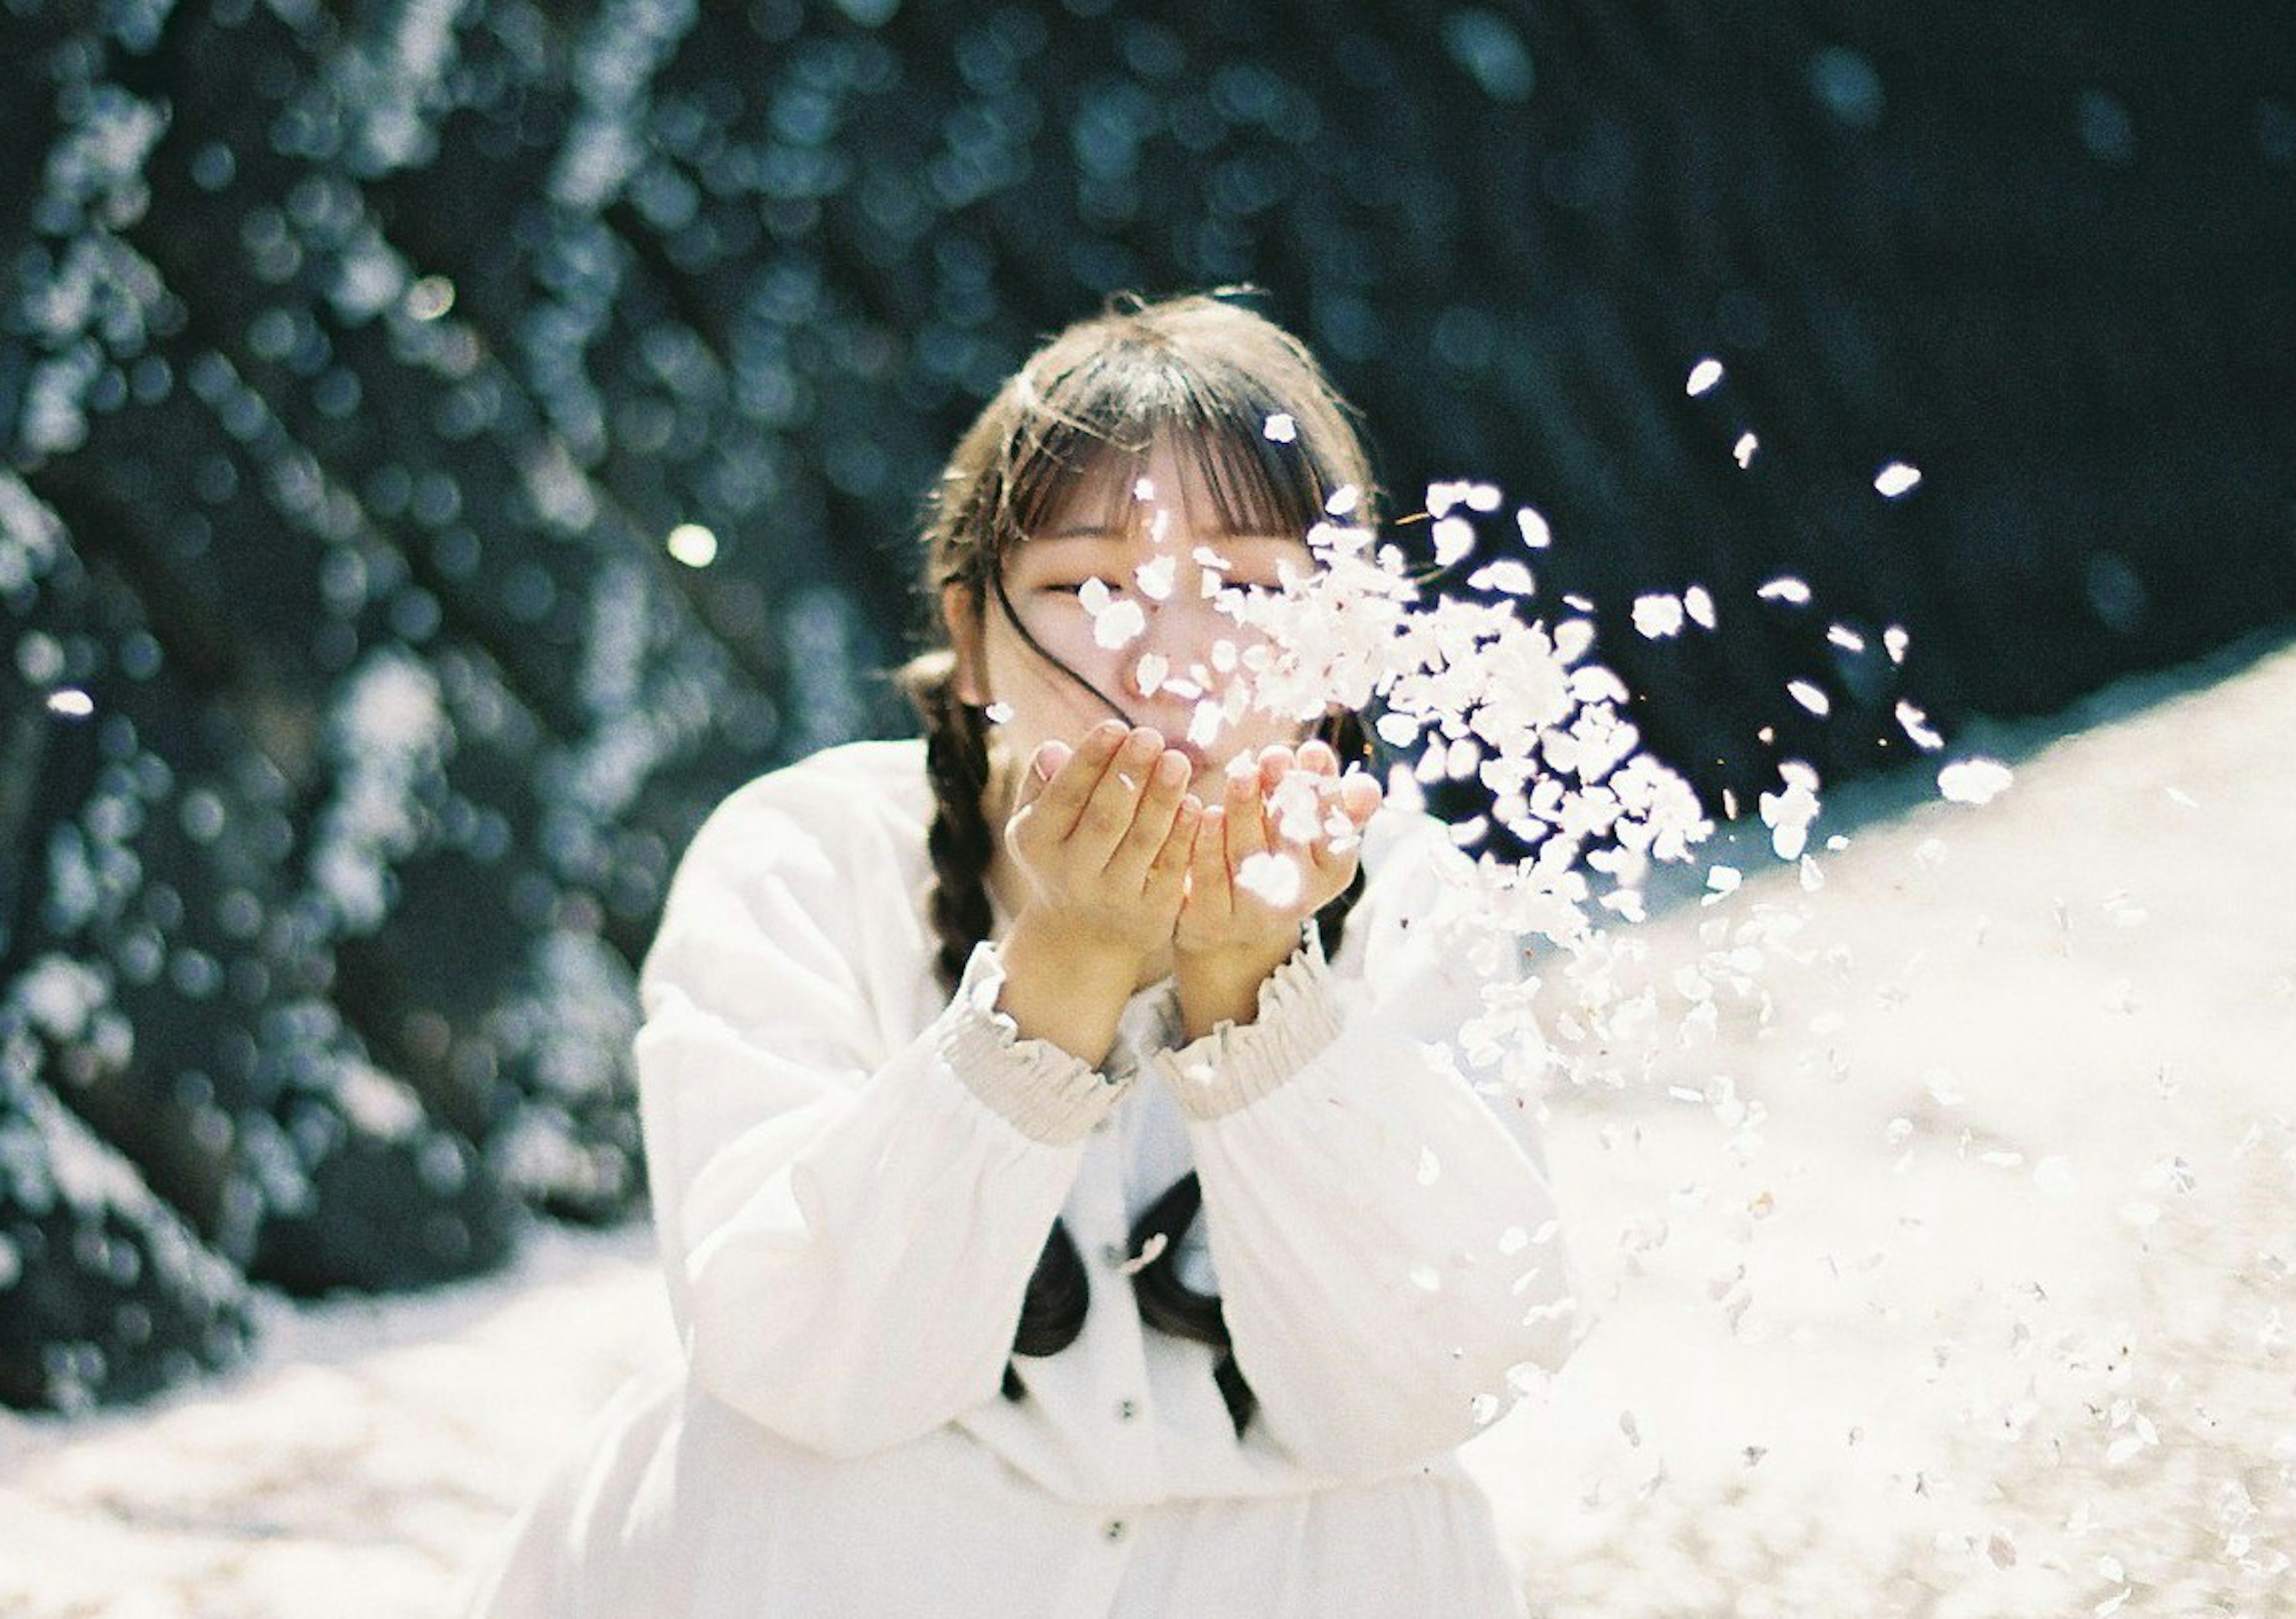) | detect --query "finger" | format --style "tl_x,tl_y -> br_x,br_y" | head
1338,769 -> 1382,826
1296,737 -> 1339,777
1012,738 -> 1073,814
1071,726 -> 1165,866
1144,792 -> 1201,907
1256,744 -> 1294,799
1107,746 -> 1192,888
1294,776 -> 1343,866
1031,720 -> 1129,839
1189,802 -> 1233,922
1223,764 -> 1270,870
1305,778 -> 1362,878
